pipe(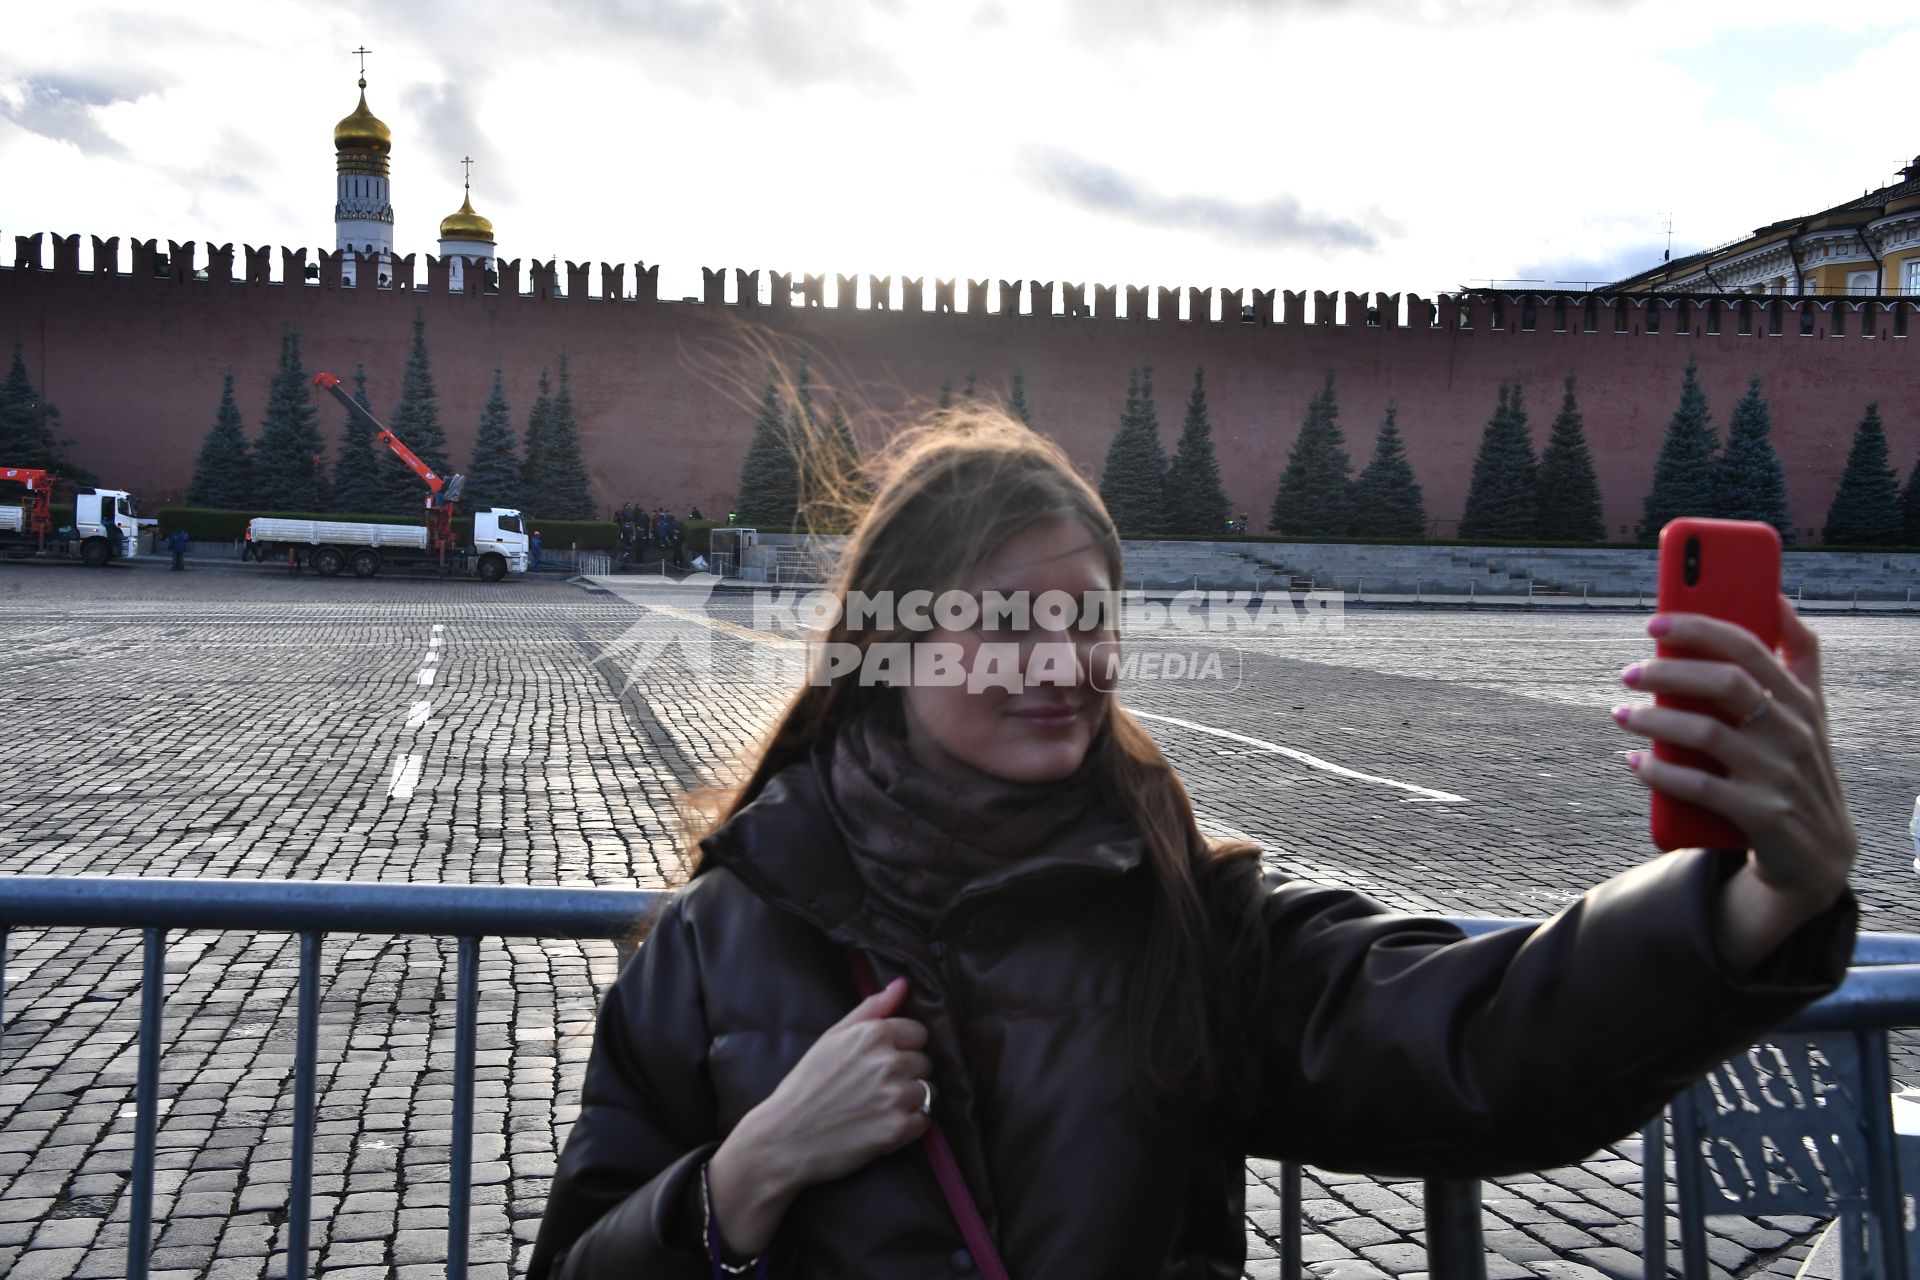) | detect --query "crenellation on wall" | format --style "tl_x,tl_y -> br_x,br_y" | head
3,231 -> 1917,345
528,259 -> 558,299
